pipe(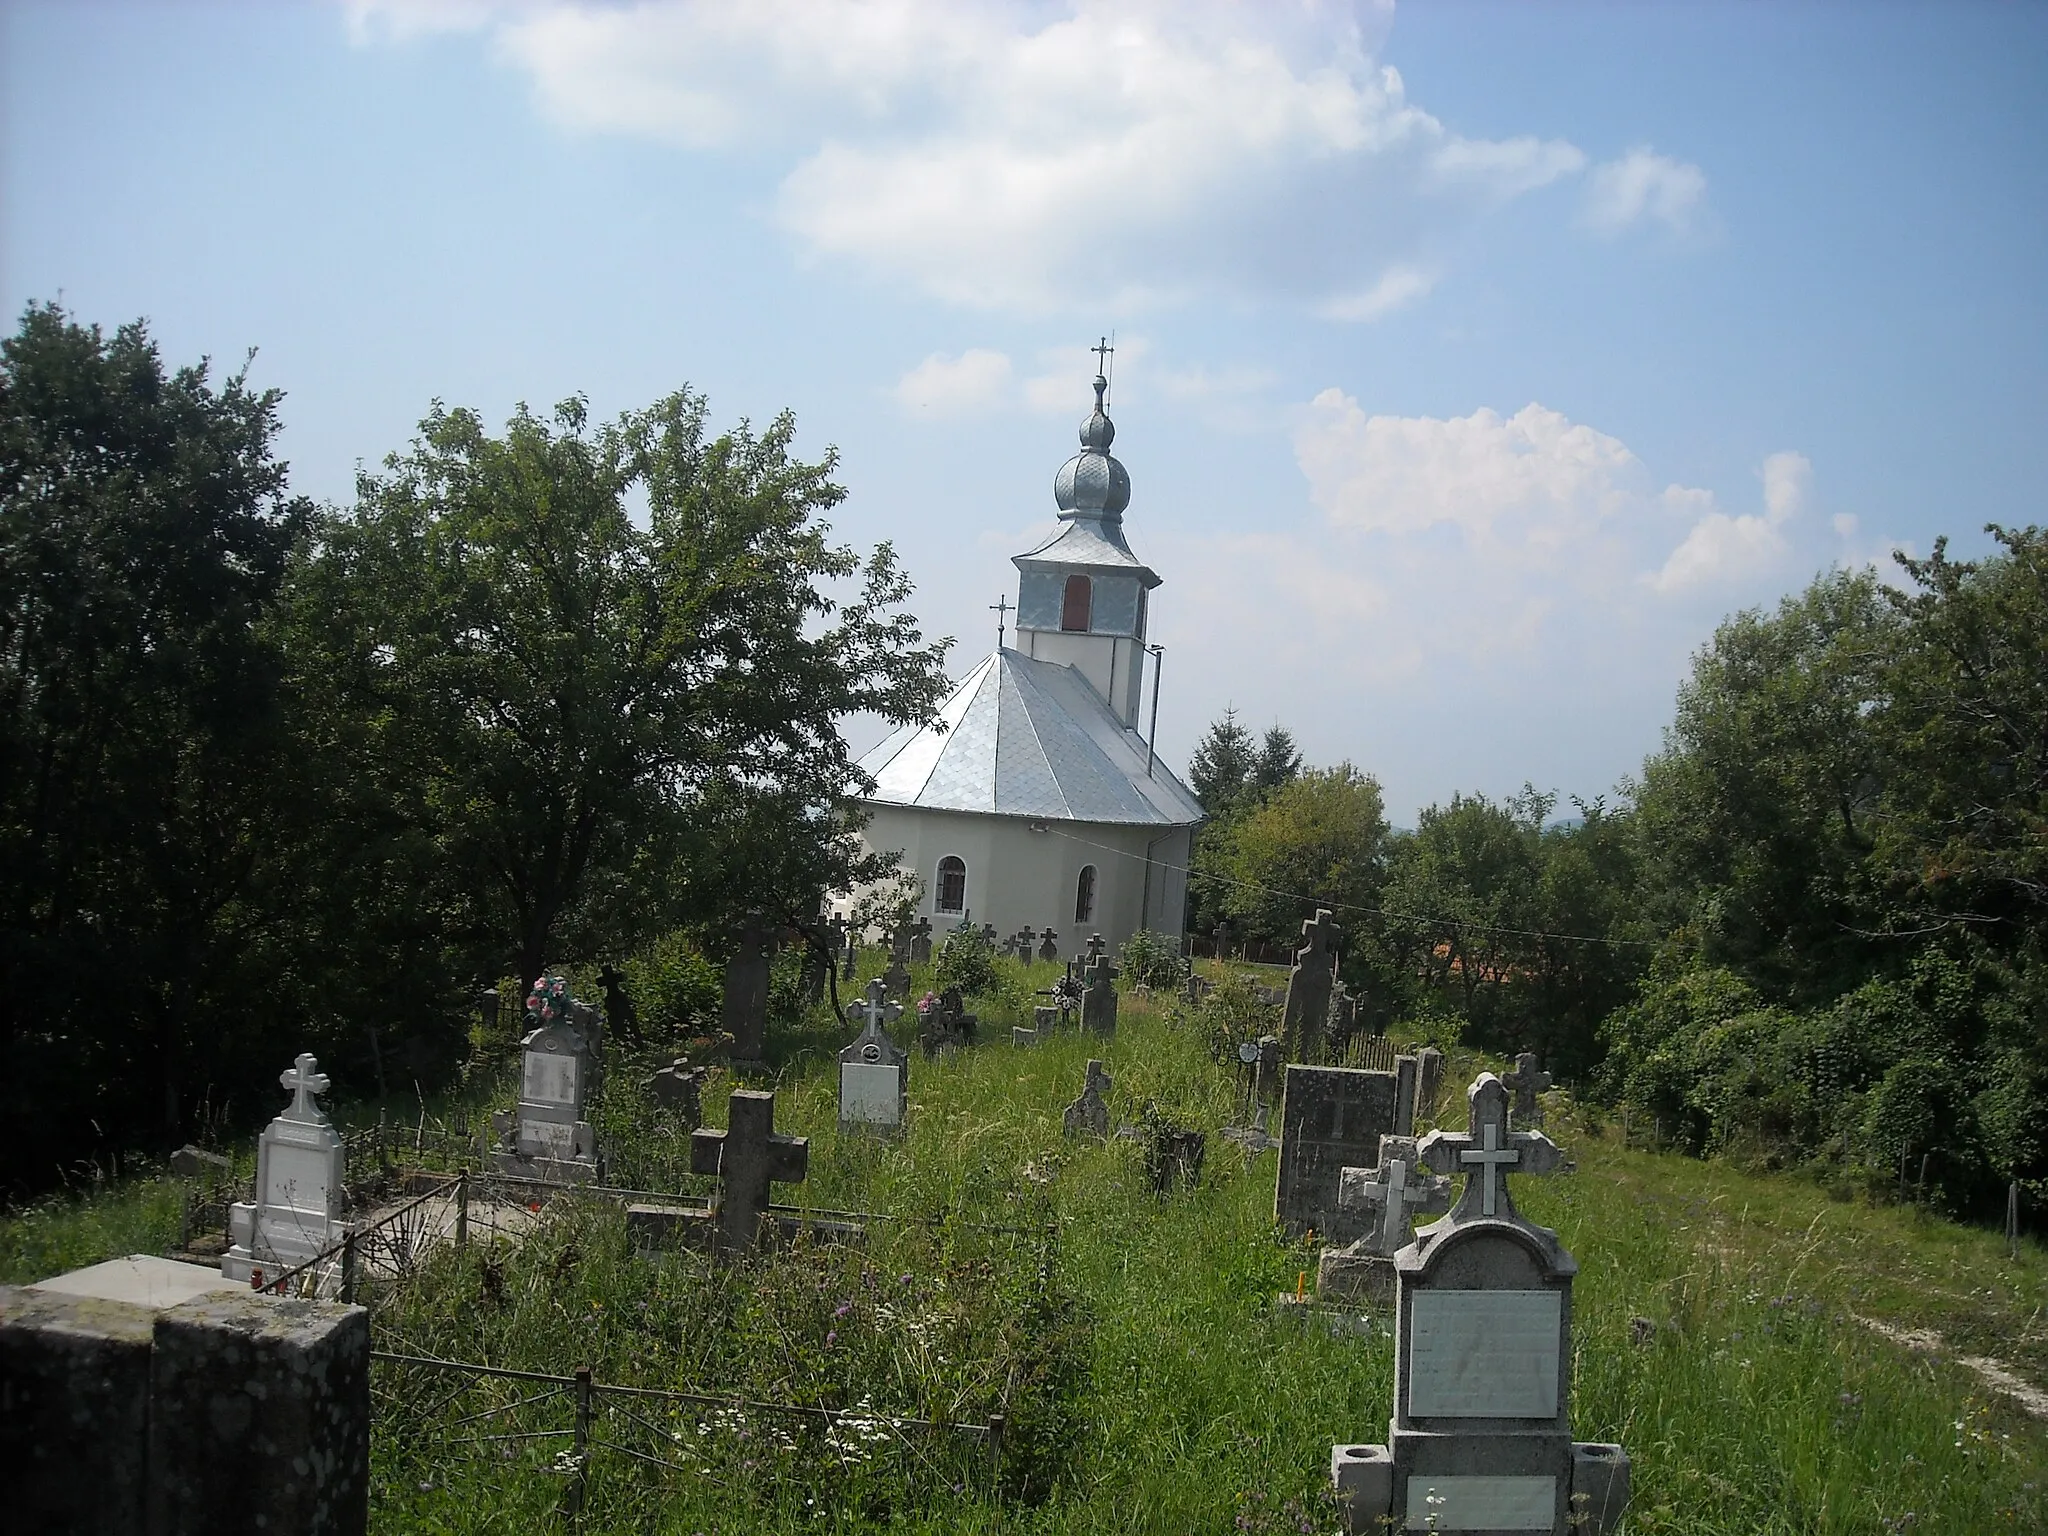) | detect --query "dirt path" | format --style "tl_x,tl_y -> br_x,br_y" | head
1854,1312 -> 2048,1420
